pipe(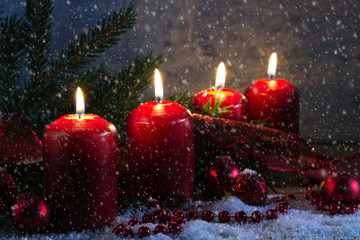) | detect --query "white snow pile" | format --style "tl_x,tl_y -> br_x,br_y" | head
242,168 -> 259,176
2,194 -> 360,239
